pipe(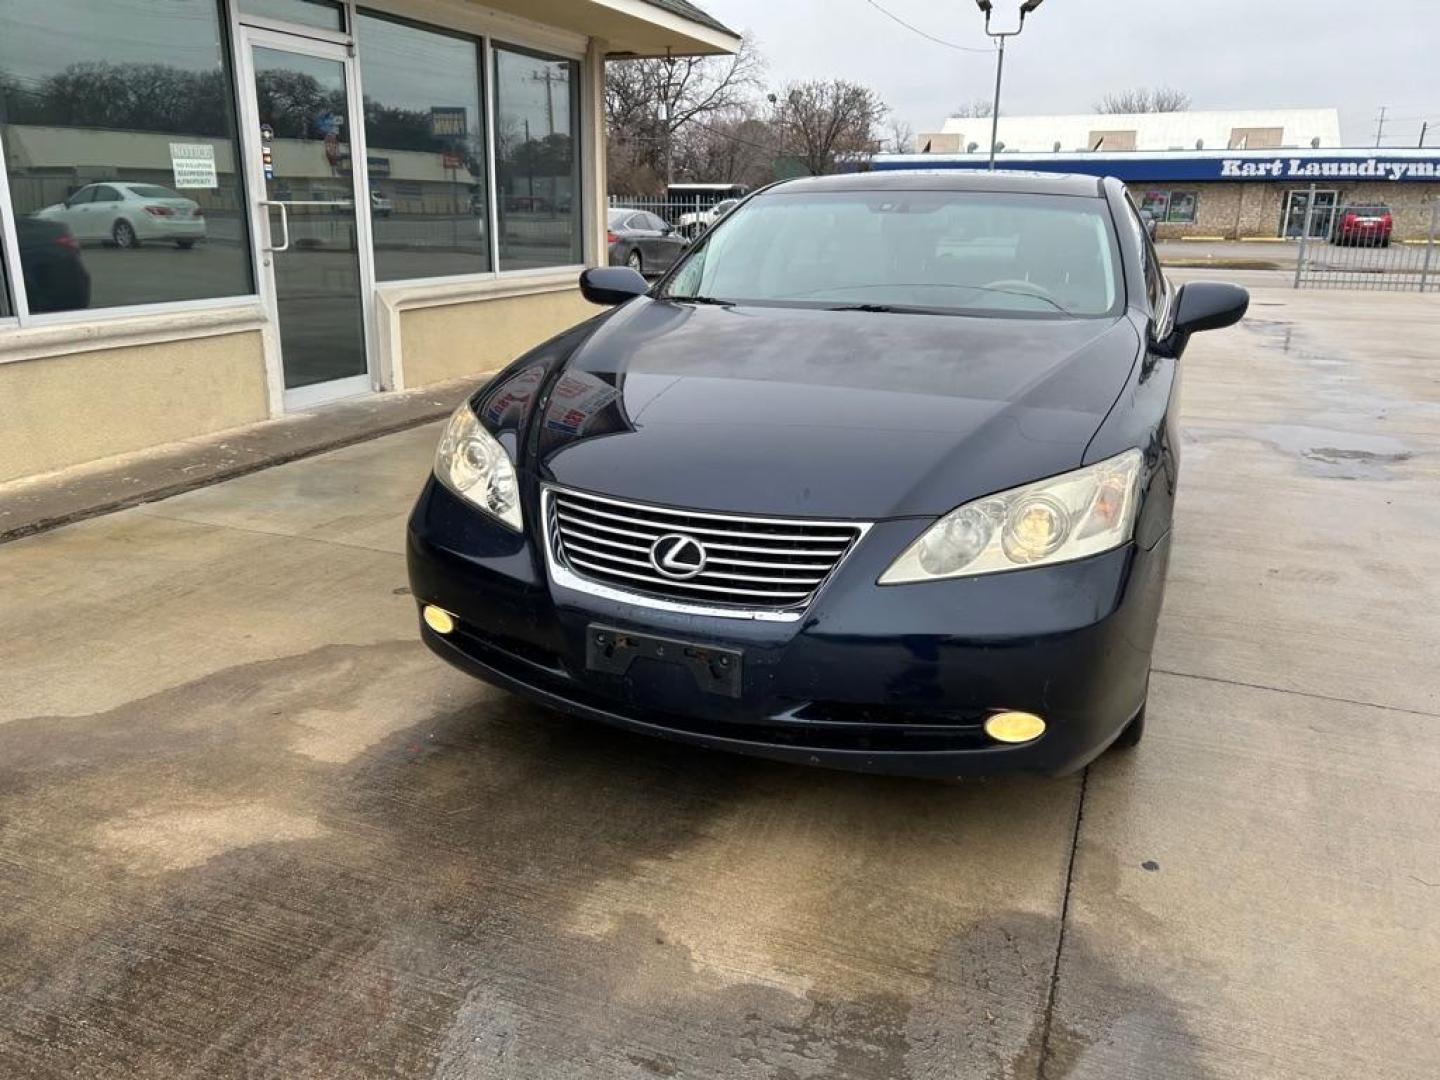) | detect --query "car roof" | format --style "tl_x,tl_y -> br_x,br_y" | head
769,169 -> 1106,198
